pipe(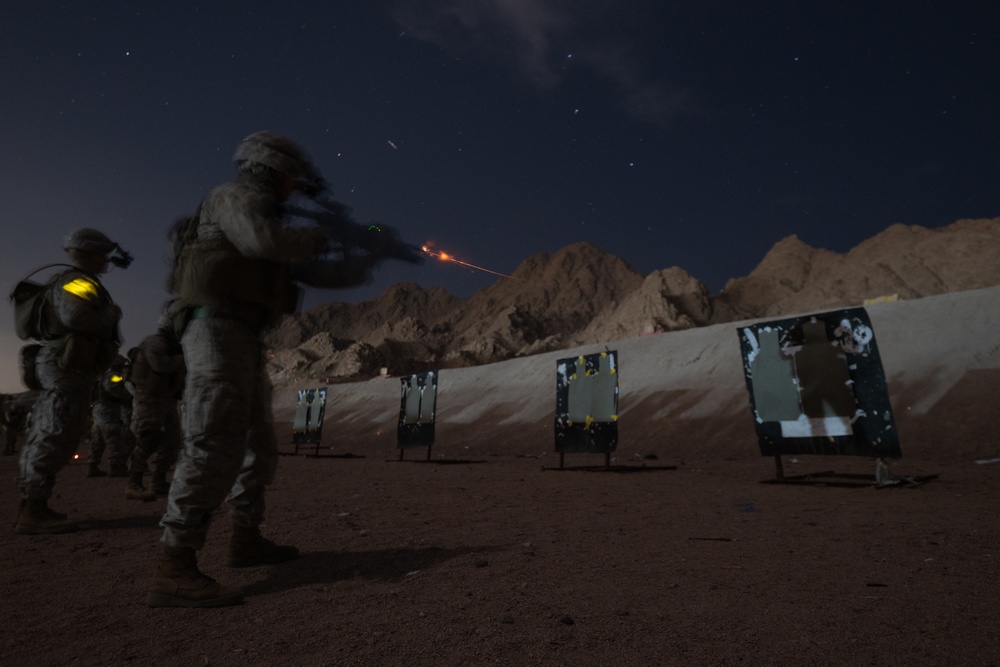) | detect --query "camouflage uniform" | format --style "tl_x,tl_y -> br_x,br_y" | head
159,170 -> 326,550
1,395 -> 31,455
1,404 -> 15,455
125,324 -> 184,499
149,131 -> 376,607
88,359 -> 132,476
18,265 -> 121,504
